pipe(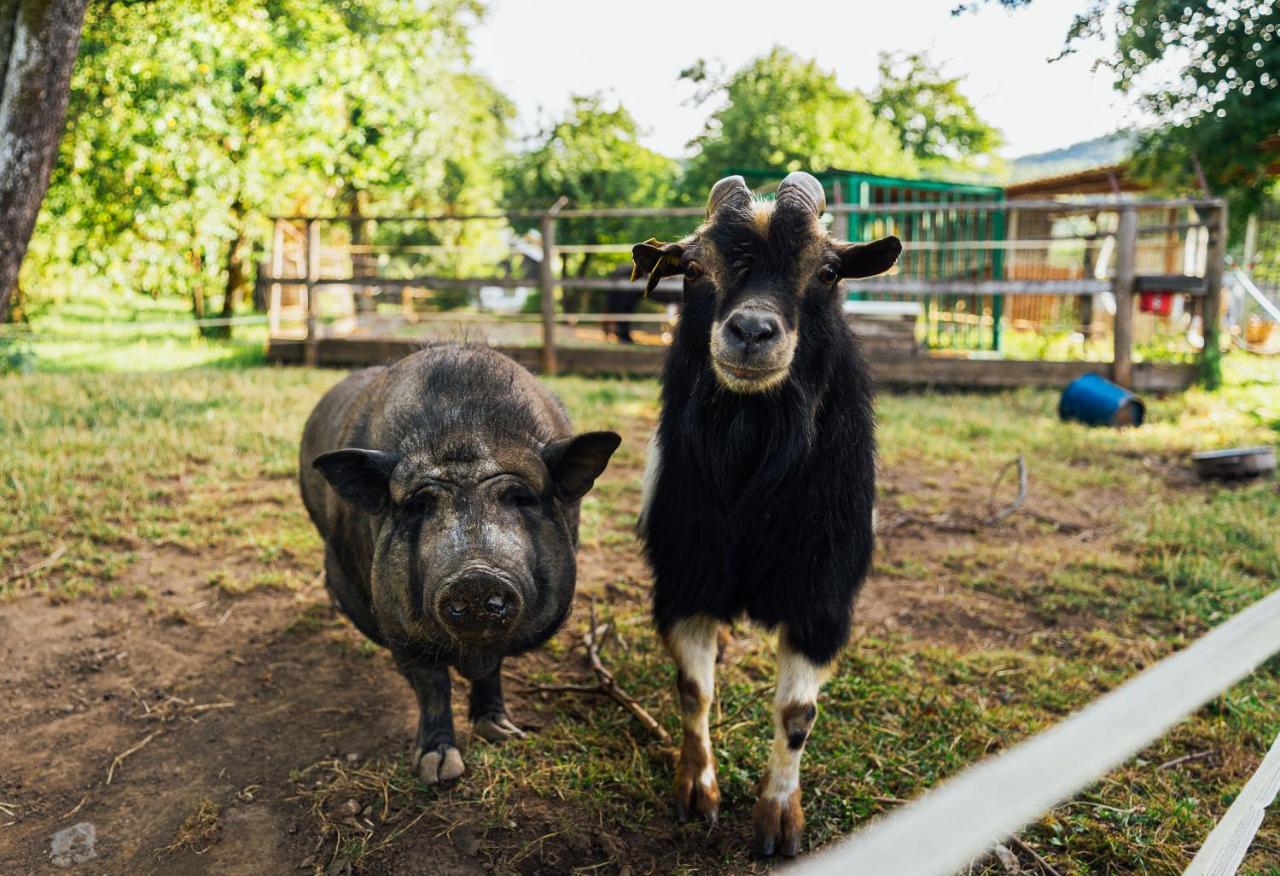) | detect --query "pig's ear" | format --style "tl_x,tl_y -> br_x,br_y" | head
313,448 -> 400,513
542,431 -> 622,502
